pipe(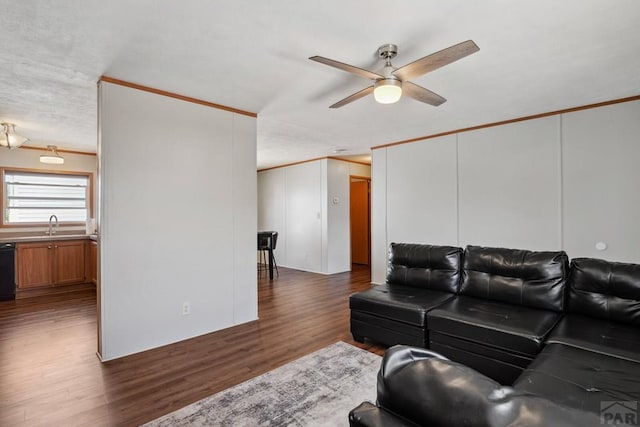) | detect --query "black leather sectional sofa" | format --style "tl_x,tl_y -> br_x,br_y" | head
349,243 -> 640,425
